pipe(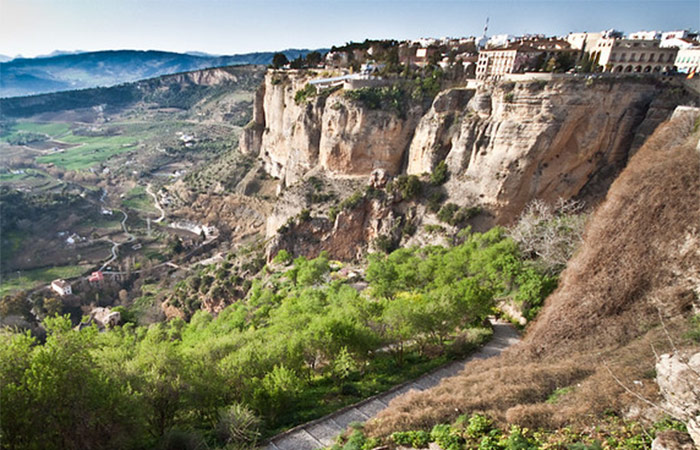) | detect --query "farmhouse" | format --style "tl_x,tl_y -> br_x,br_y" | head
50,279 -> 72,296
88,271 -> 104,284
